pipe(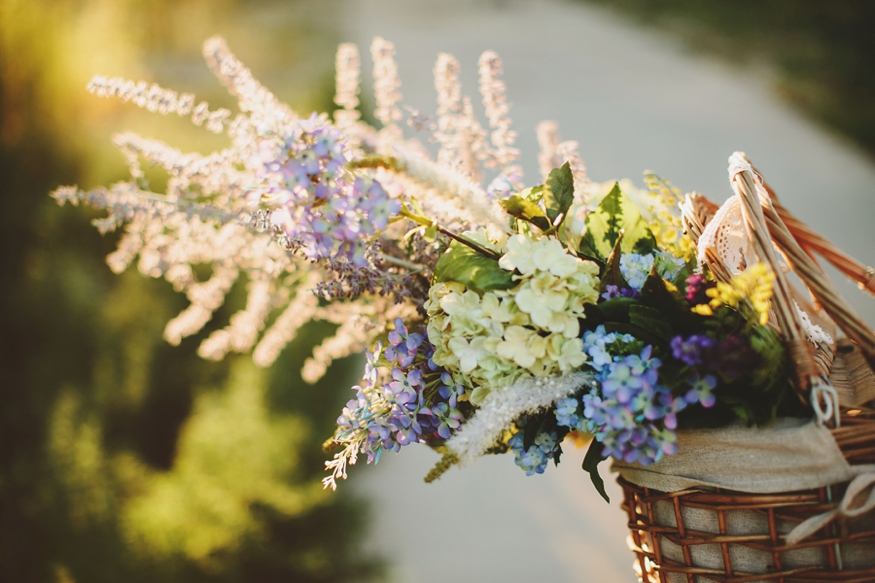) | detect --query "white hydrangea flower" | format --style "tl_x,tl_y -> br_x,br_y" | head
498,235 -> 537,275
533,238 -> 579,278
548,335 -> 586,373
496,325 -> 537,368
514,277 -> 567,330
426,232 -> 600,402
